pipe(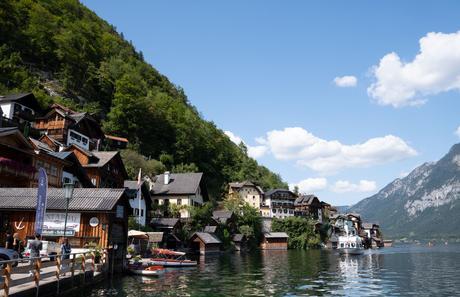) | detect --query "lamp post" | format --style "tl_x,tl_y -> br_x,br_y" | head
63,182 -> 74,239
